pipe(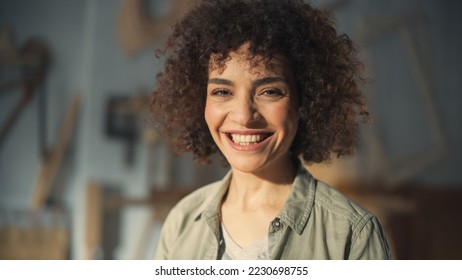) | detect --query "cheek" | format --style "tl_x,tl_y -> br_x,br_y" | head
268,104 -> 297,128
204,102 -> 213,129
204,100 -> 222,130
287,110 -> 299,139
